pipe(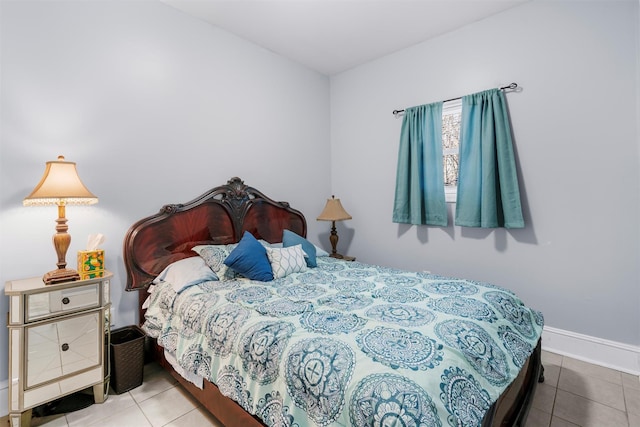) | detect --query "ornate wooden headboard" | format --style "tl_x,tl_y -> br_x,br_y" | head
123,177 -> 307,291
